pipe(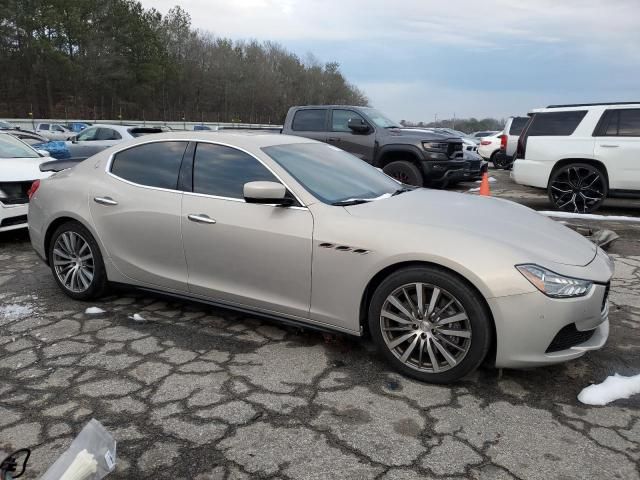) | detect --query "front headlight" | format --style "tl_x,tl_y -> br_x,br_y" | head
422,141 -> 448,152
516,264 -> 592,298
